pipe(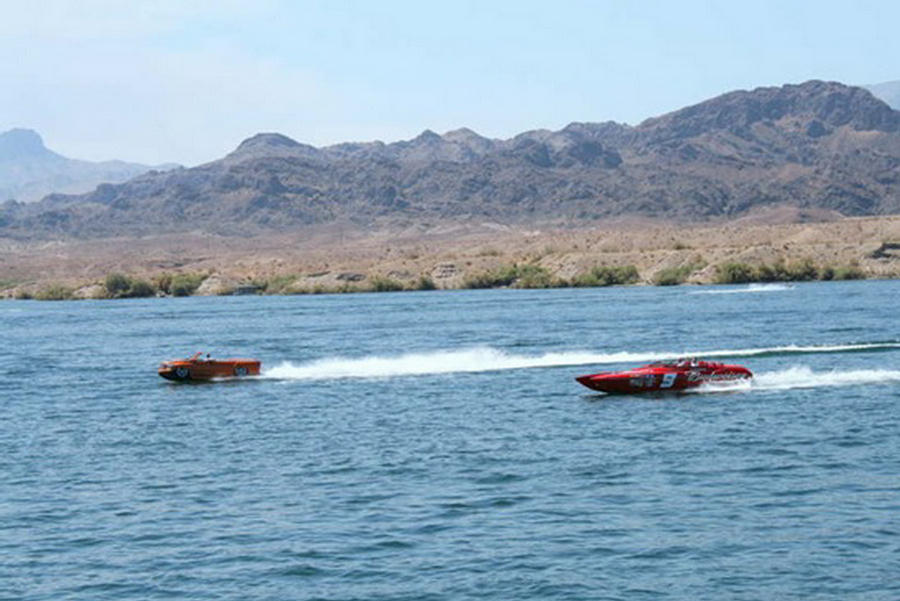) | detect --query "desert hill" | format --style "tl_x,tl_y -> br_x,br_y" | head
2,80 -> 900,241
867,80 -> 900,110
0,128 -> 176,204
